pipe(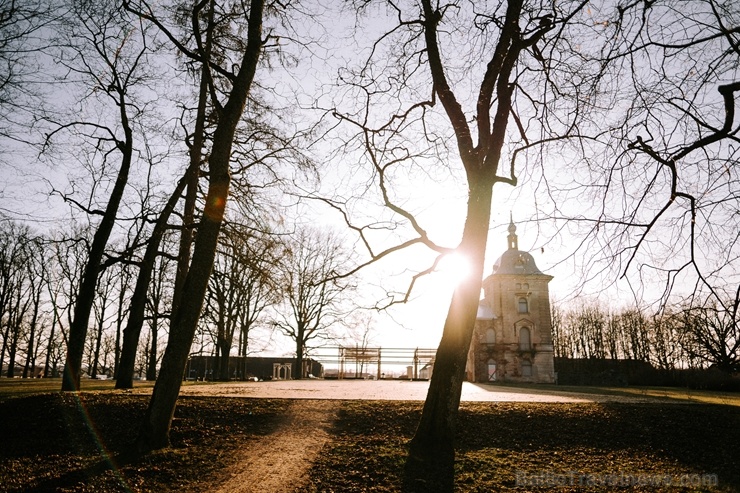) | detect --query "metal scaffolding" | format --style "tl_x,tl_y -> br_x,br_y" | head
312,346 -> 438,380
